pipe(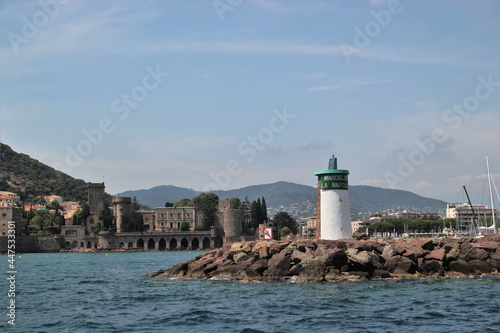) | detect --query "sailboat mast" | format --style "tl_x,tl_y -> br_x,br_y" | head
486,155 -> 497,234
